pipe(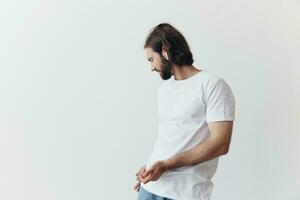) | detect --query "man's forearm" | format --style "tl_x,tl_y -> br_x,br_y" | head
163,137 -> 227,170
